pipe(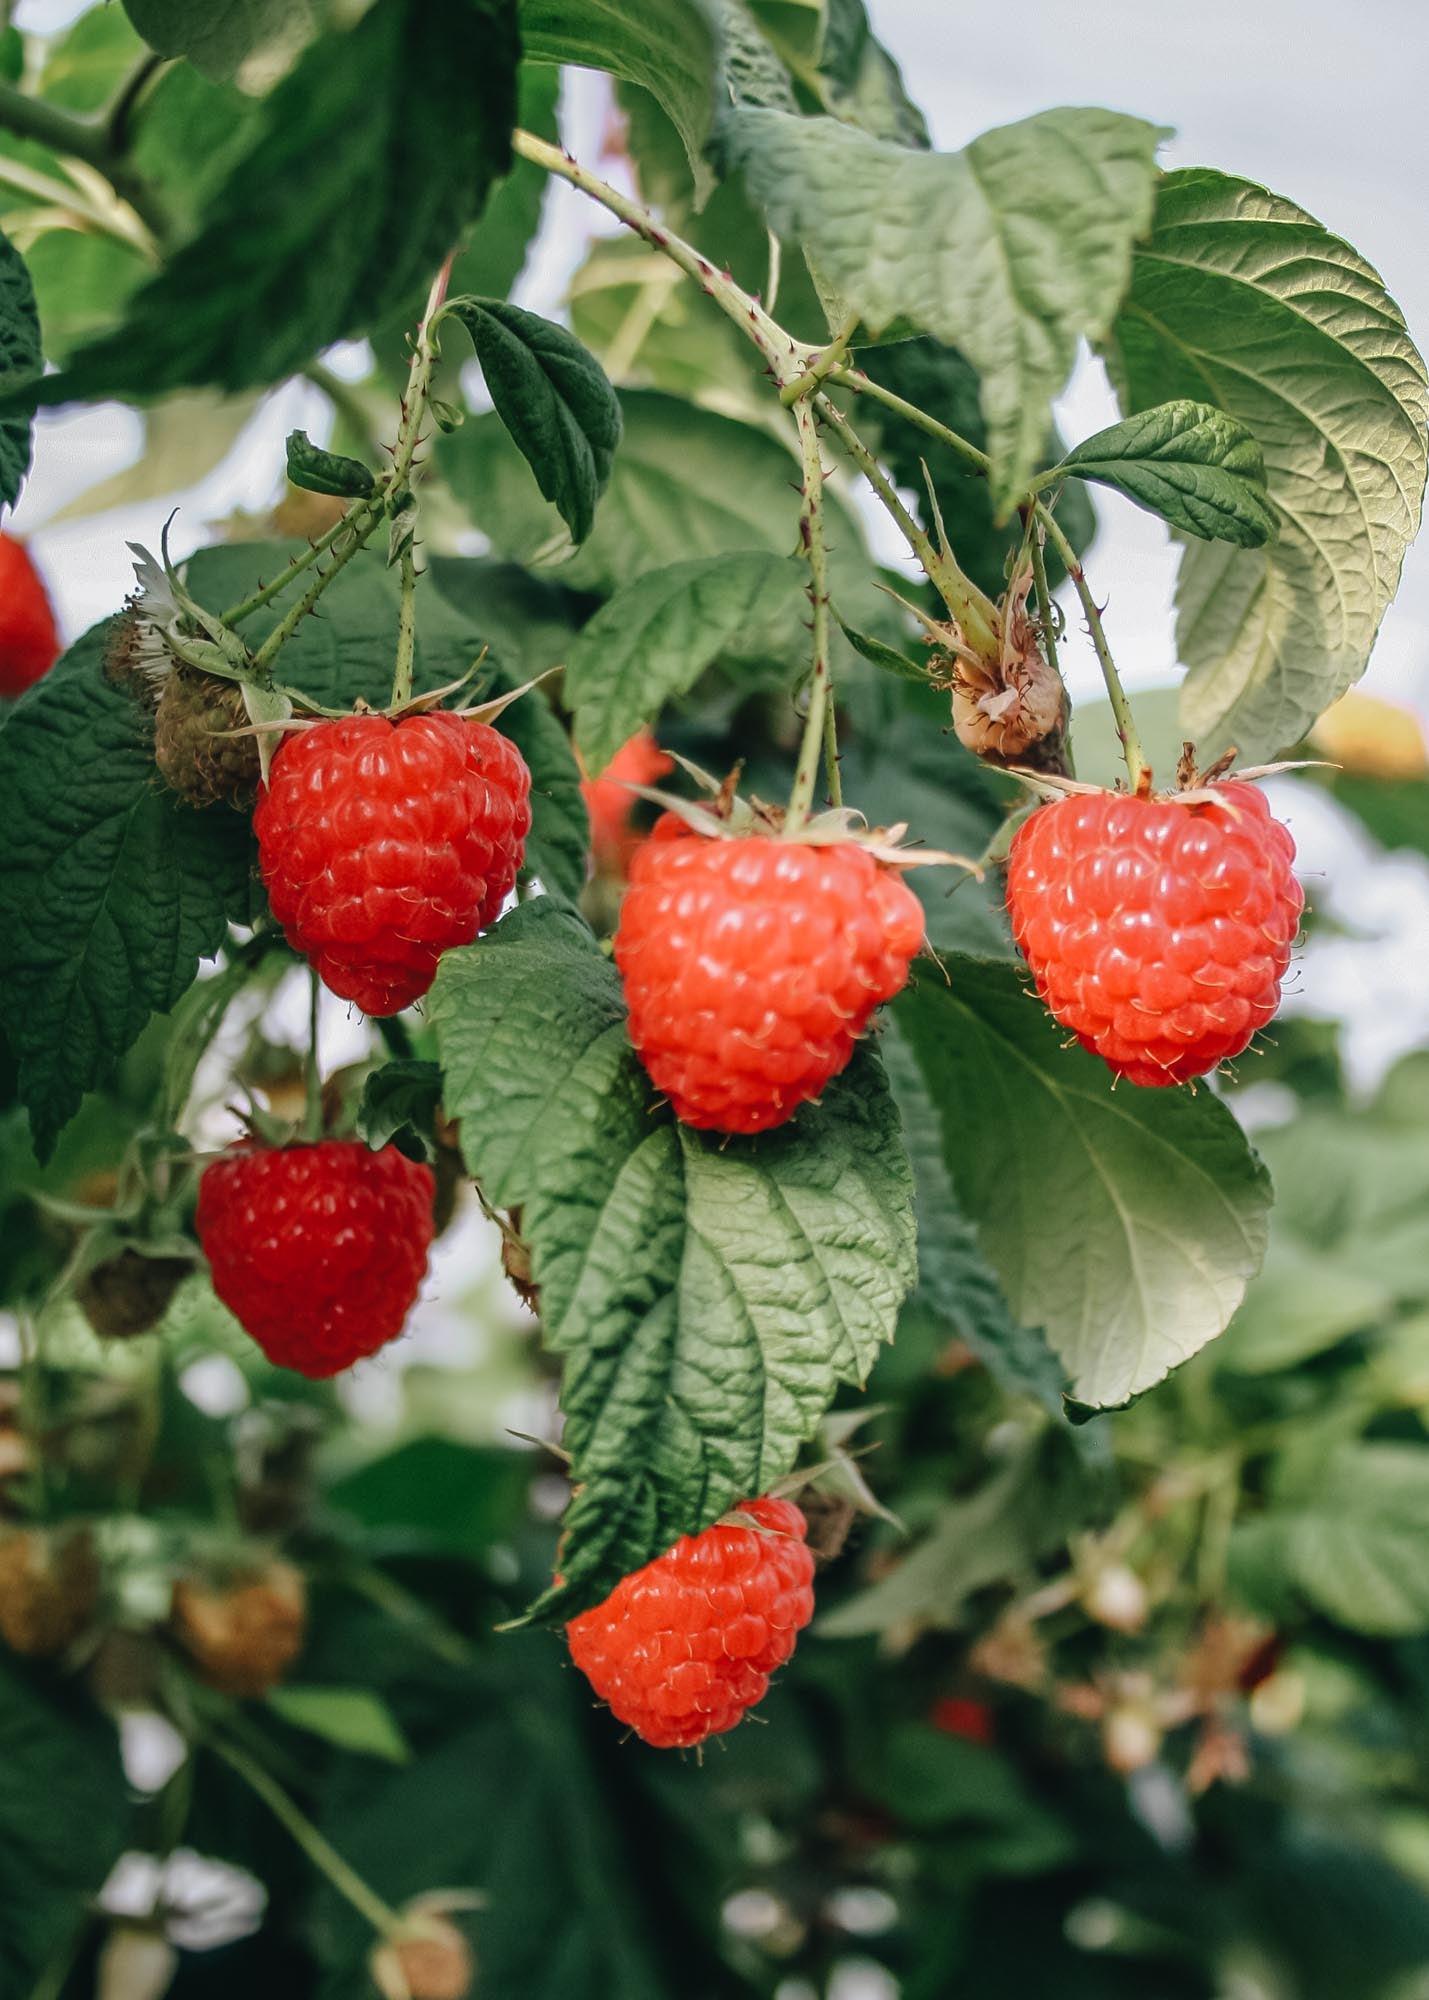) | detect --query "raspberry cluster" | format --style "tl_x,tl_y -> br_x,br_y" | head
255,711 -> 531,1015
1005,783 -> 1303,1087
615,817 -> 926,1133
566,1496 -> 816,1748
